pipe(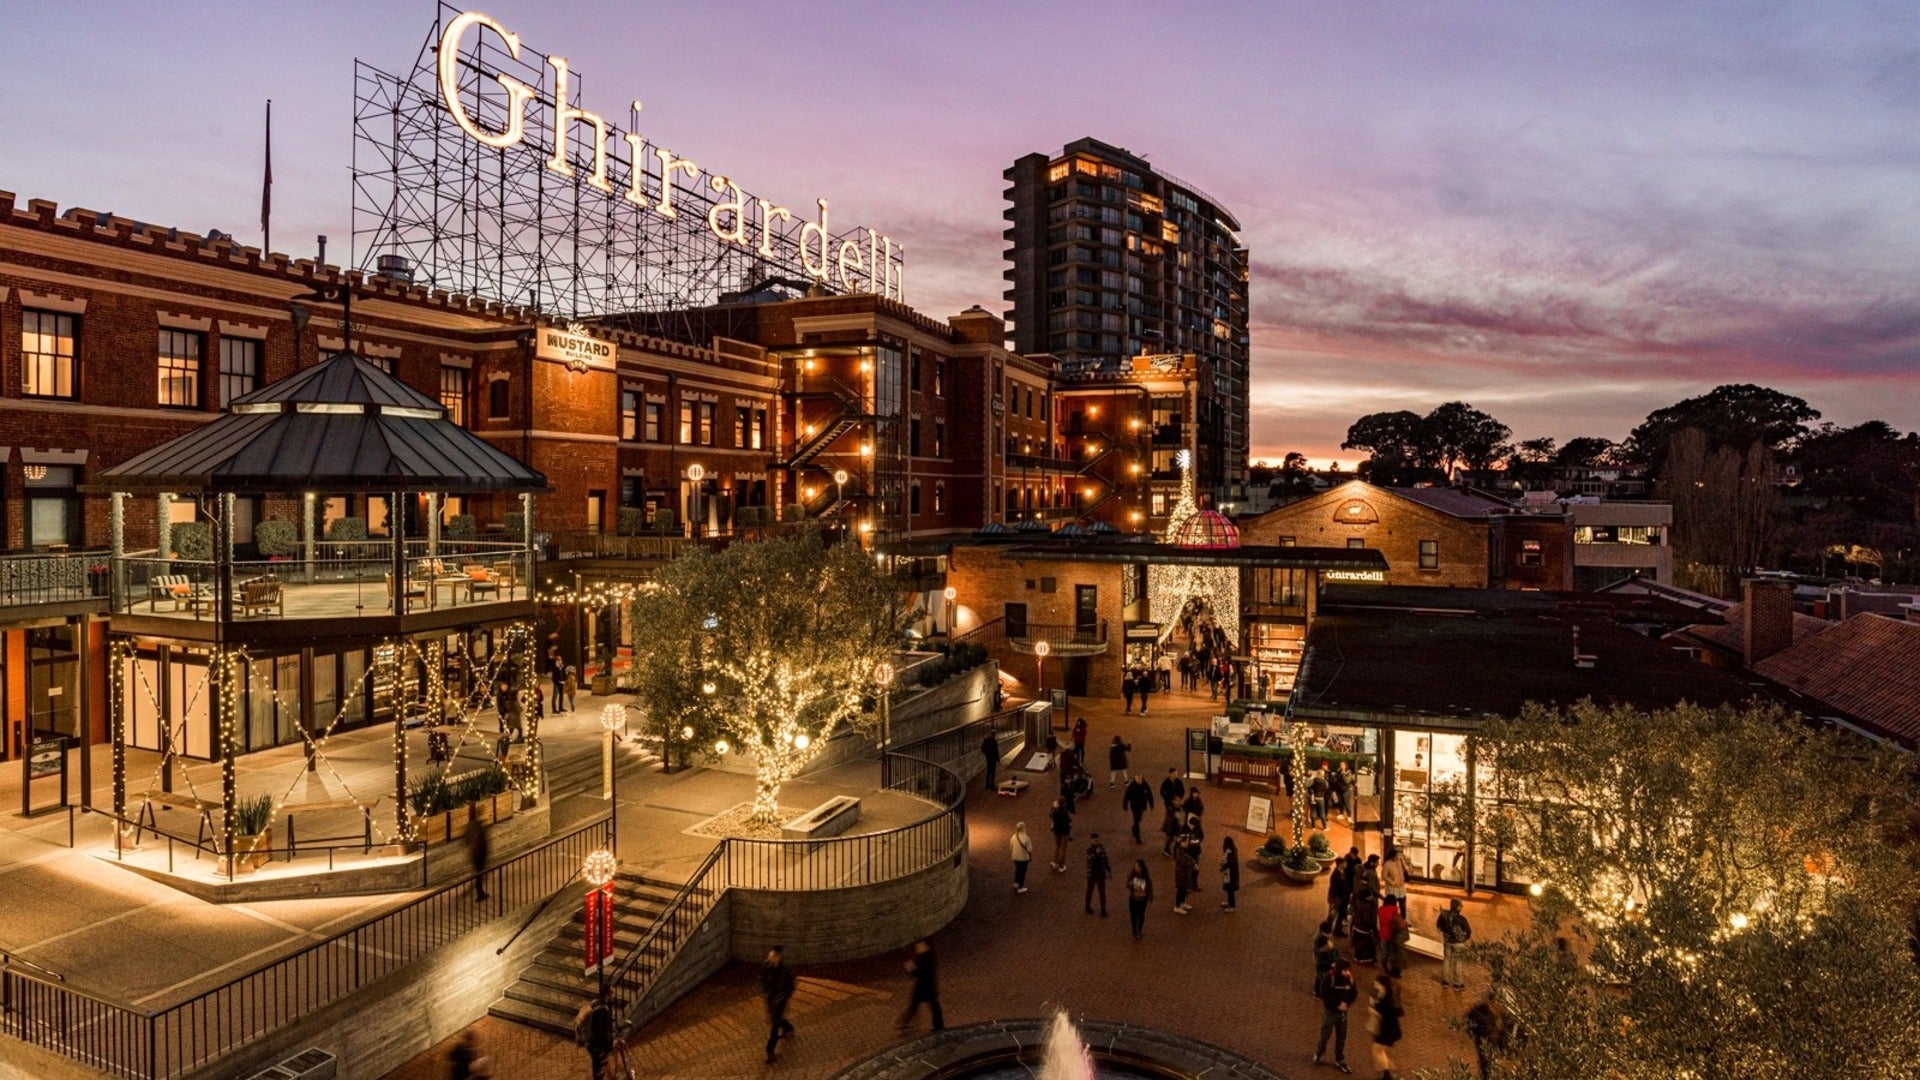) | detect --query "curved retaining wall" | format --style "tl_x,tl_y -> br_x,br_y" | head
727,844 -> 970,966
